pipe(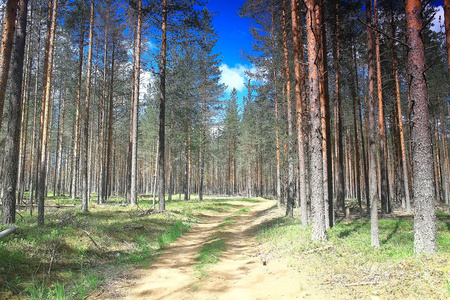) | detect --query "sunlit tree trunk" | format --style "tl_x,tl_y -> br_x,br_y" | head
291,0 -> 308,225
1,0 -> 27,225
158,0 -> 168,211
282,0 -> 295,217
406,0 -> 436,254
81,0 -> 94,212
0,0 -> 19,130
374,0 -> 389,214
332,0 -> 345,214
37,0 -> 58,226
391,10 -> 411,212
130,0 -> 142,206
366,0 -> 379,249
306,0 -> 326,242
71,27 -> 85,201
